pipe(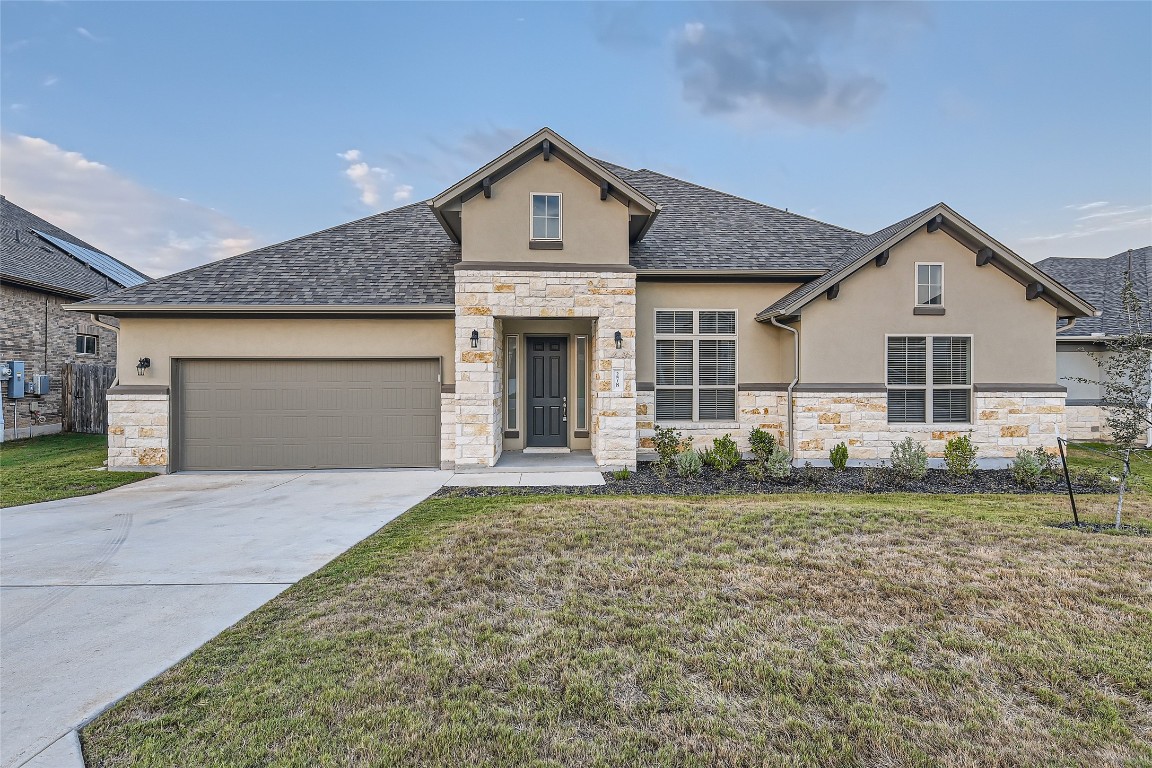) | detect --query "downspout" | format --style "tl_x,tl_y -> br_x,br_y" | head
769,315 -> 799,458
89,313 -> 120,386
